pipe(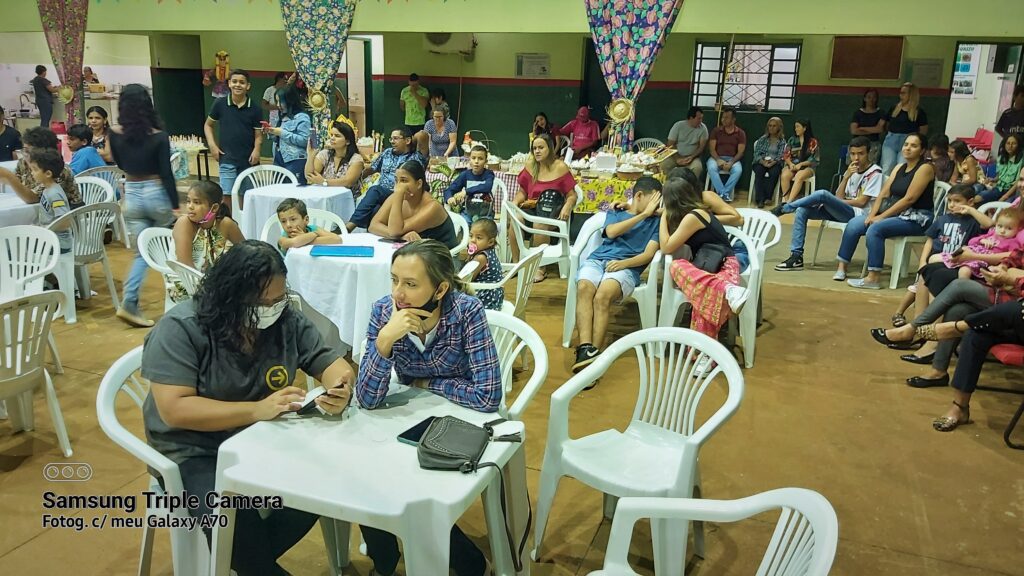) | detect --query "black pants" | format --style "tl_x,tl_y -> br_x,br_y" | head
360,523 -> 486,576
951,300 -> 1024,394
38,100 -> 53,127
173,456 -> 319,576
751,162 -> 783,204
349,183 -> 391,229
